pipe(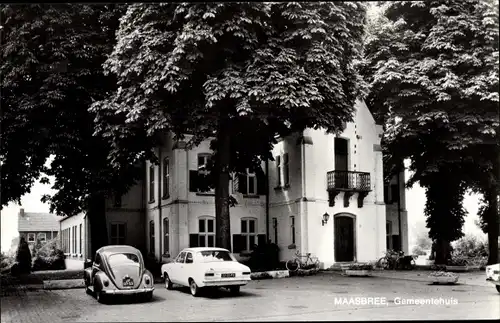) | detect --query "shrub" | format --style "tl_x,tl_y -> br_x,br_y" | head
247,241 -> 280,272
348,263 -> 373,270
14,237 -> 32,274
0,252 -> 15,273
446,257 -> 468,266
31,238 -> 66,271
452,235 -> 488,259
